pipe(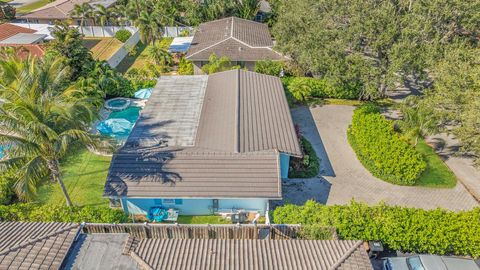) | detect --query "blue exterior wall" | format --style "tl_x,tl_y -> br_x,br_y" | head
122,198 -> 268,216
280,153 -> 290,179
